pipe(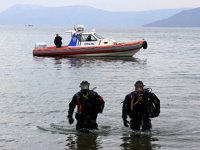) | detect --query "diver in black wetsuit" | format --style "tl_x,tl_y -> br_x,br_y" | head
68,81 -> 105,130
122,81 -> 160,131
